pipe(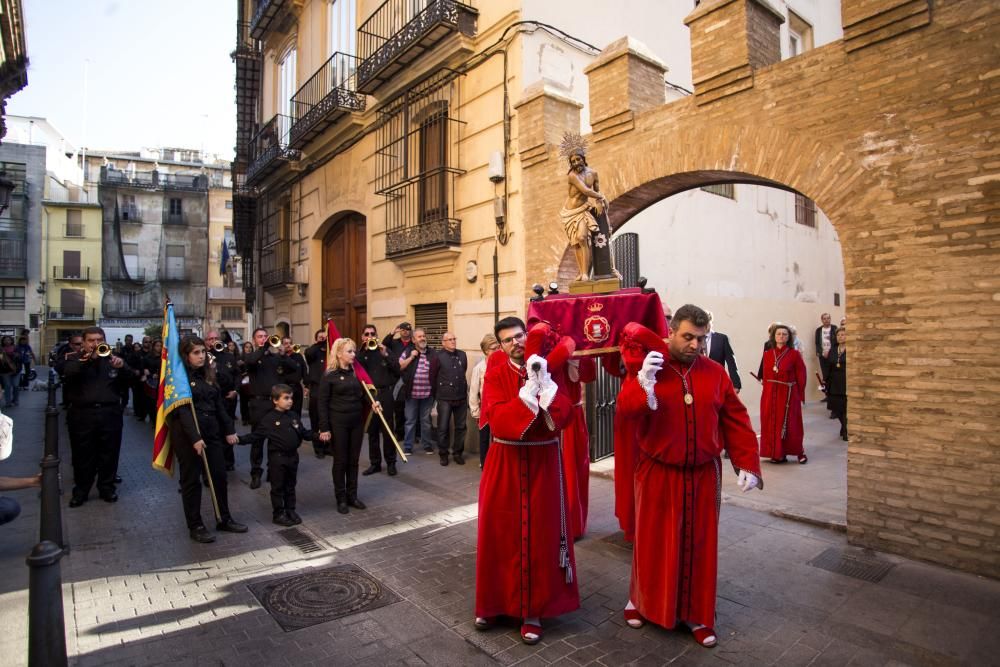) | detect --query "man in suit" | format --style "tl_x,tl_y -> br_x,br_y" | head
814,313 -> 838,399
703,313 -> 741,393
